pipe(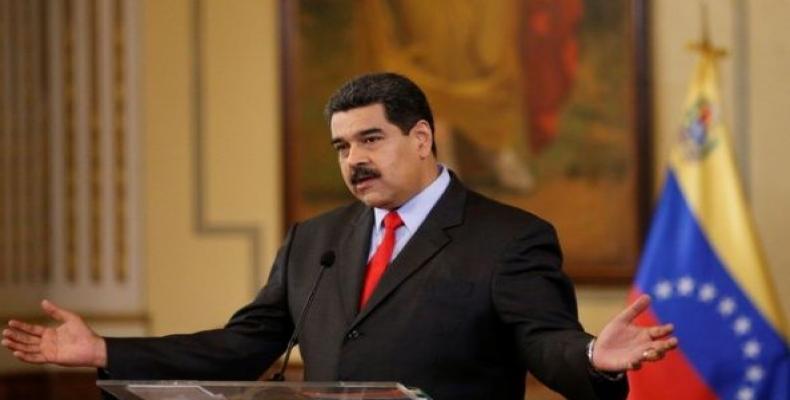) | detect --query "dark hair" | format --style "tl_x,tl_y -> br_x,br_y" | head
324,72 -> 437,155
